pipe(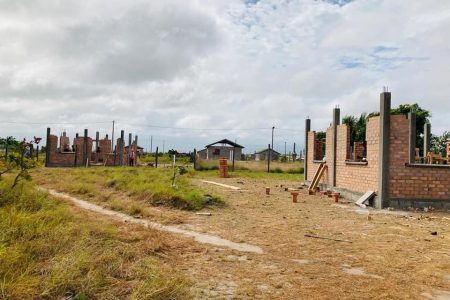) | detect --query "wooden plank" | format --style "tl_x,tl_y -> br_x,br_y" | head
309,163 -> 326,192
201,180 -> 241,190
304,234 -> 352,243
